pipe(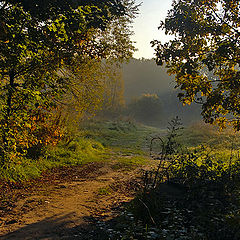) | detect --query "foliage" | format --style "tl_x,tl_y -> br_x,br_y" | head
178,122 -> 240,149
0,120 -> 153,182
0,0 -> 138,166
55,59 -> 119,126
161,116 -> 183,155
89,141 -> 240,239
146,149 -> 240,240
51,59 -> 128,143
152,0 -> 240,130
100,62 -> 126,117
121,121 -> 240,240
127,94 -> 162,126
0,137 -> 105,182
64,59 -> 126,120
